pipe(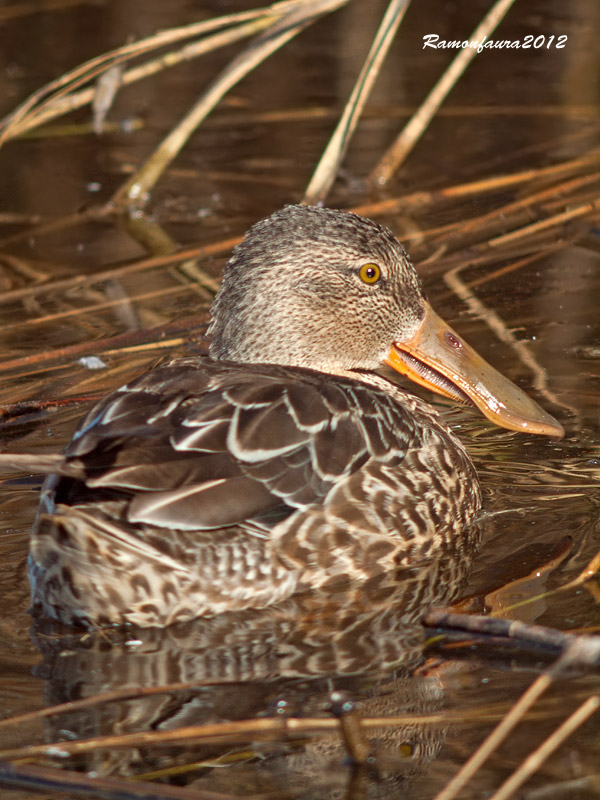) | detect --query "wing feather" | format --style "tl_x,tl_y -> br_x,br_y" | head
40,357 -> 420,538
